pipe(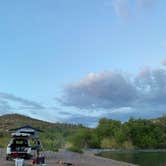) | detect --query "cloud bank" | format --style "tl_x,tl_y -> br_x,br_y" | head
58,64 -> 166,121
